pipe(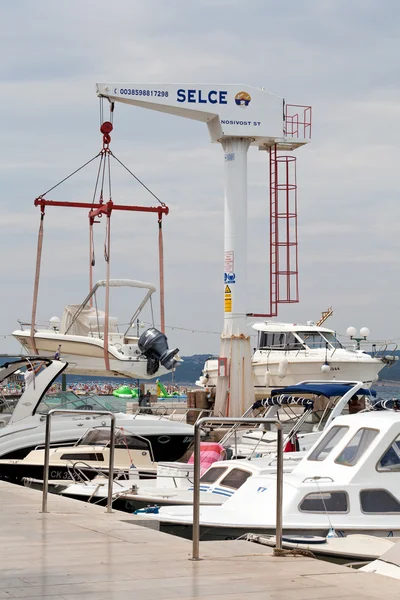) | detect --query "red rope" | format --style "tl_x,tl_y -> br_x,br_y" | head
30,211 -> 45,354
158,215 -> 165,334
